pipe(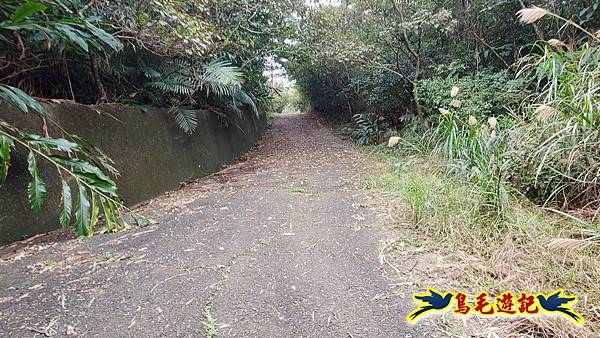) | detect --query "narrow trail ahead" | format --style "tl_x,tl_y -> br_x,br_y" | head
0,113 -> 428,337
